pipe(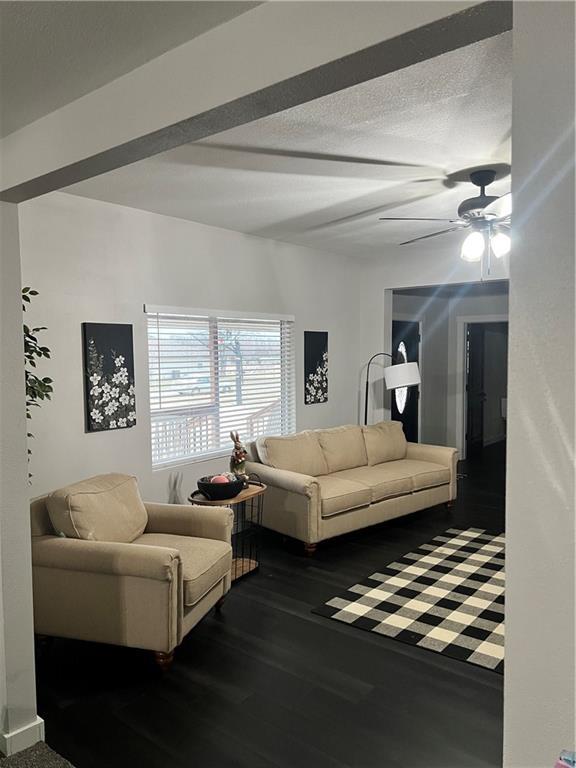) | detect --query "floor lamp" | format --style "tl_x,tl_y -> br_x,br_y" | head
363,352 -> 421,425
